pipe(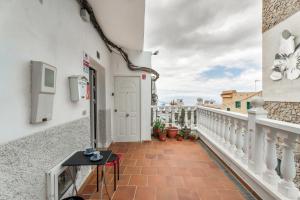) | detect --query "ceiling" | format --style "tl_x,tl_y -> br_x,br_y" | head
88,0 -> 146,51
